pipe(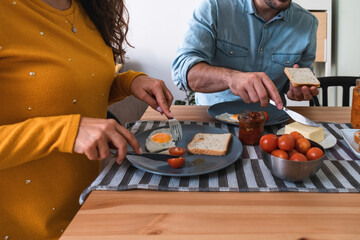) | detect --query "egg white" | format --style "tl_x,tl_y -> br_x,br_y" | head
145,128 -> 176,153
215,113 -> 239,123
